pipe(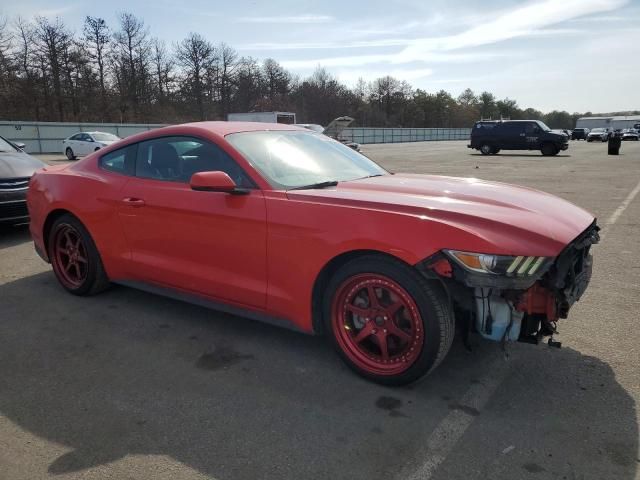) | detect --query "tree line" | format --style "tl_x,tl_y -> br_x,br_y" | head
0,13 -> 632,129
